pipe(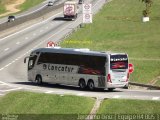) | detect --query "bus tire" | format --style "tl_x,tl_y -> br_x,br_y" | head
35,75 -> 42,85
87,80 -> 94,90
123,85 -> 128,89
108,88 -> 115,91
79,79 -> 86,89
